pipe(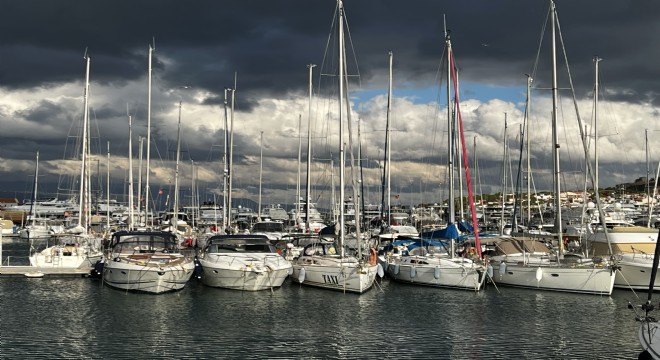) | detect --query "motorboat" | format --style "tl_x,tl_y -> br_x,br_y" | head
197,234 -> 292,291
102,230 -> 195,294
